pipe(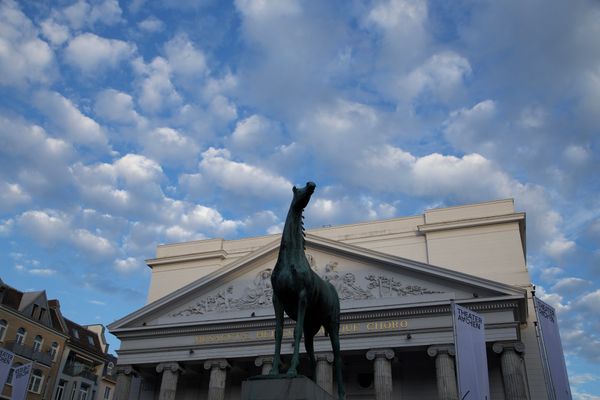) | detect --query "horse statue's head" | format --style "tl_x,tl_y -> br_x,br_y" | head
291,181 -> 316,211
